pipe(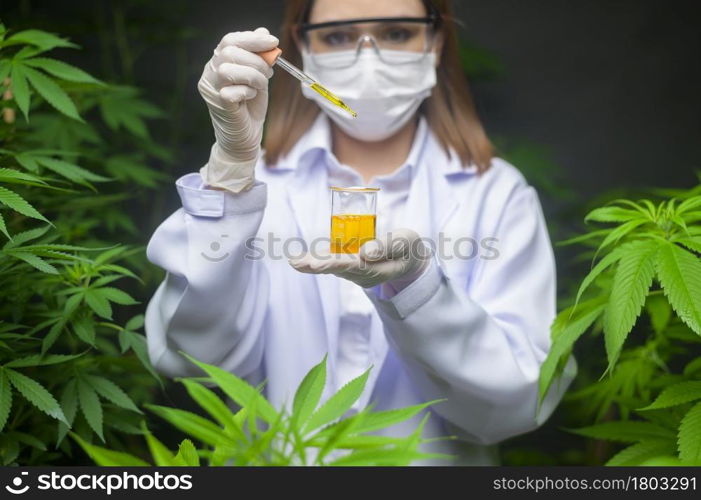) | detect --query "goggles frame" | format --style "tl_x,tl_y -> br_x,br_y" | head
300,15 -> 439,33
298,16 -> 440,68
